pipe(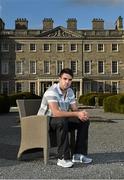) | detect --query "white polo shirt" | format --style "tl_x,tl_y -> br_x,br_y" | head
37,83 -> 76,116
